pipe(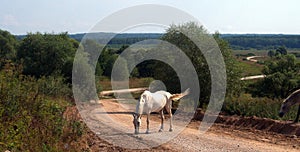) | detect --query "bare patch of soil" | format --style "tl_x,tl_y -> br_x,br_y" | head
193,111 -> 300,136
